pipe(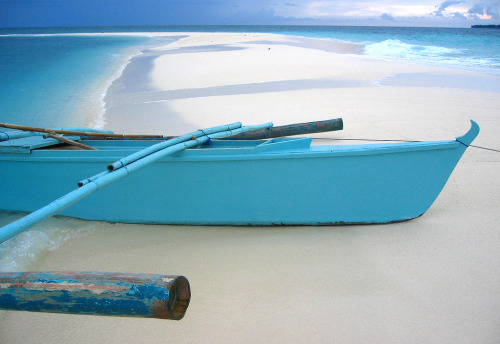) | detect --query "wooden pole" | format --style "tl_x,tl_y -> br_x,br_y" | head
0,271 -> 190,320
227,118 -> 343,140
0,123 -> 163,139
43,132 -> 99,150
